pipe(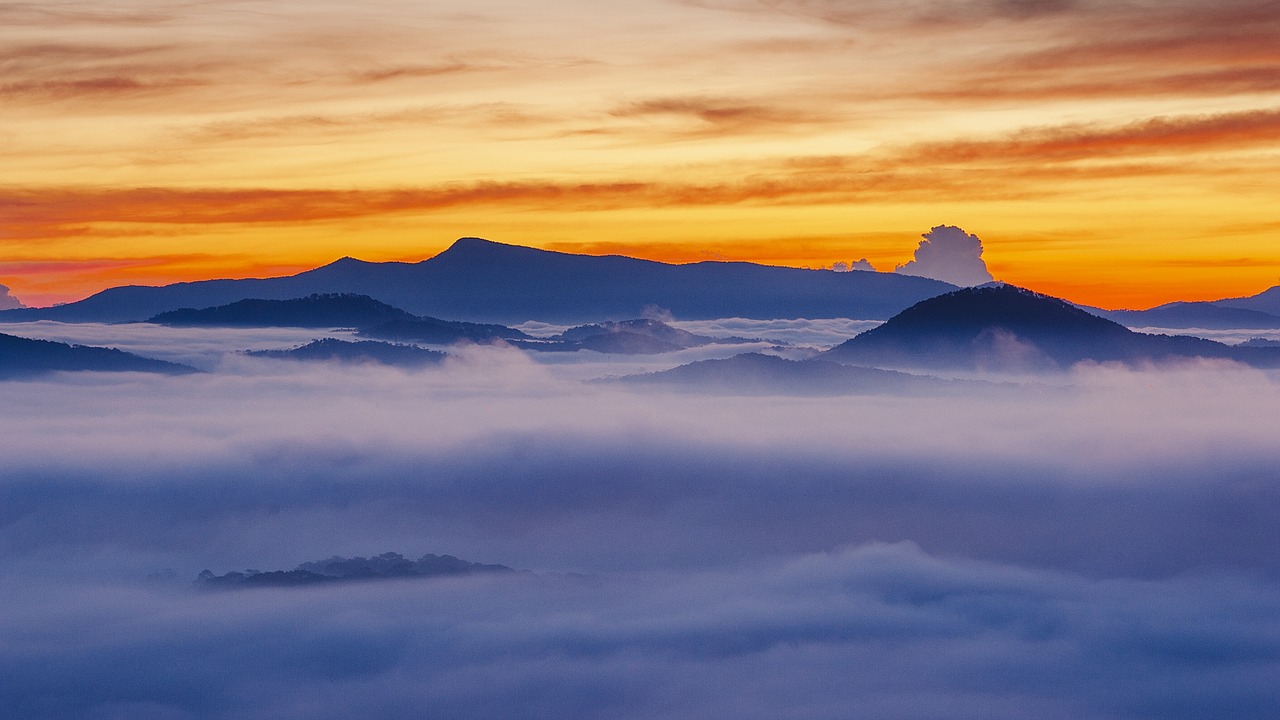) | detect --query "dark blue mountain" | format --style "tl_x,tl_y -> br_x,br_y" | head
146,292 -> 528,344
822,285 -> 1280,372
0,333 -> 198,379
1215,285 -> 1280,316
1102,301 -> 1280,330
517,318 -> 760,355
612,352 -> 972,395
0,237 -> 956,324
1088,284 -> 1280,329
357,316 -> 531,345
244,338 -> 446,367
150,293 -> 417,328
